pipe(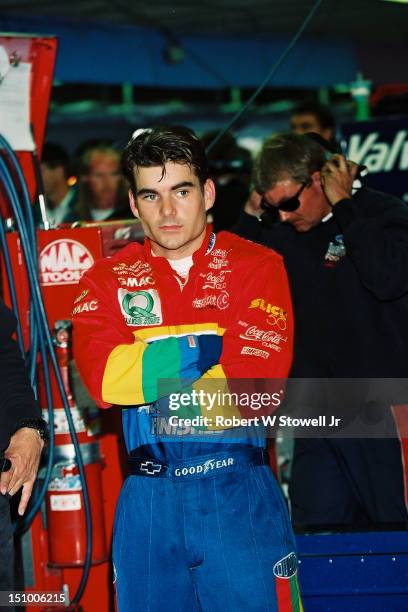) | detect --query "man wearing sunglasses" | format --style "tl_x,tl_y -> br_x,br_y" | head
235,131 -> 408,531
